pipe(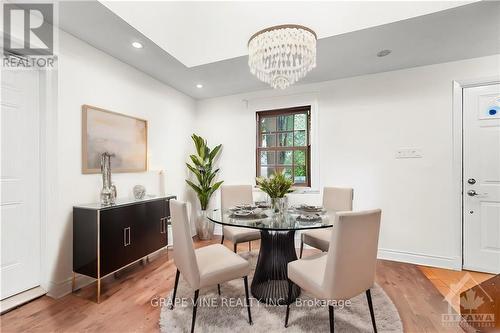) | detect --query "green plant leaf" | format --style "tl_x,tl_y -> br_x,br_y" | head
209,144 -> 222,161
186,179 -> 203,195
208,181 -> 224,197
256,170 -> 293,198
